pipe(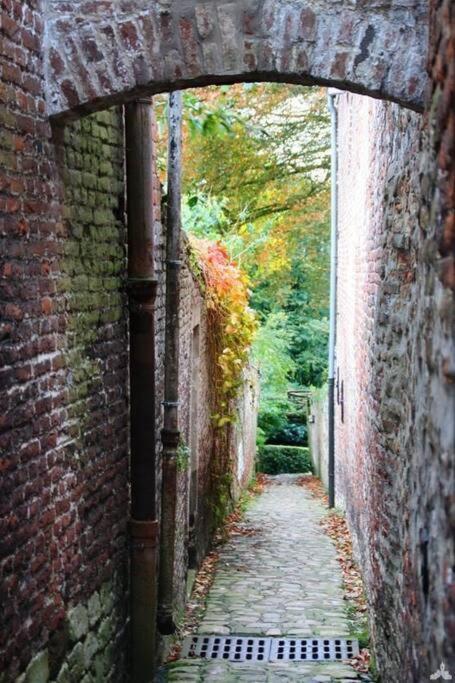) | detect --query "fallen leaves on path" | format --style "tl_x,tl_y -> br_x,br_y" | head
221,508 -> 259,538
166,549 -> 220,662
250,472 -> 270,495
320,513 -> 367,613
297,474 -> 329,505
298,474 -> 371,676
350,648 -> 372,674
214,474 -> 269,542
165,474 -> 270,664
